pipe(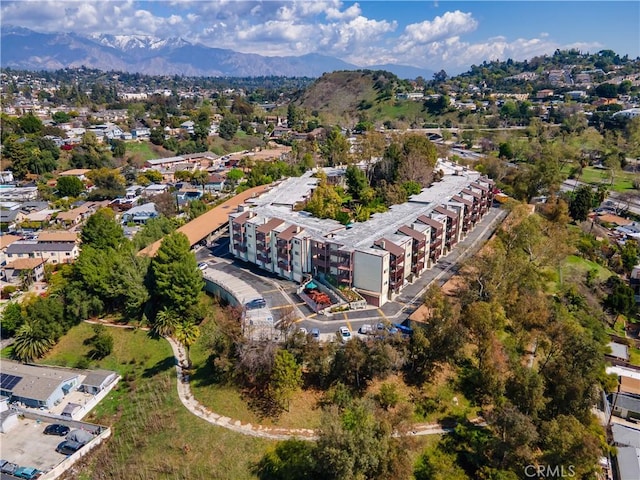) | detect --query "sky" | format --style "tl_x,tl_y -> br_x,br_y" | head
2,1 -> 639,74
